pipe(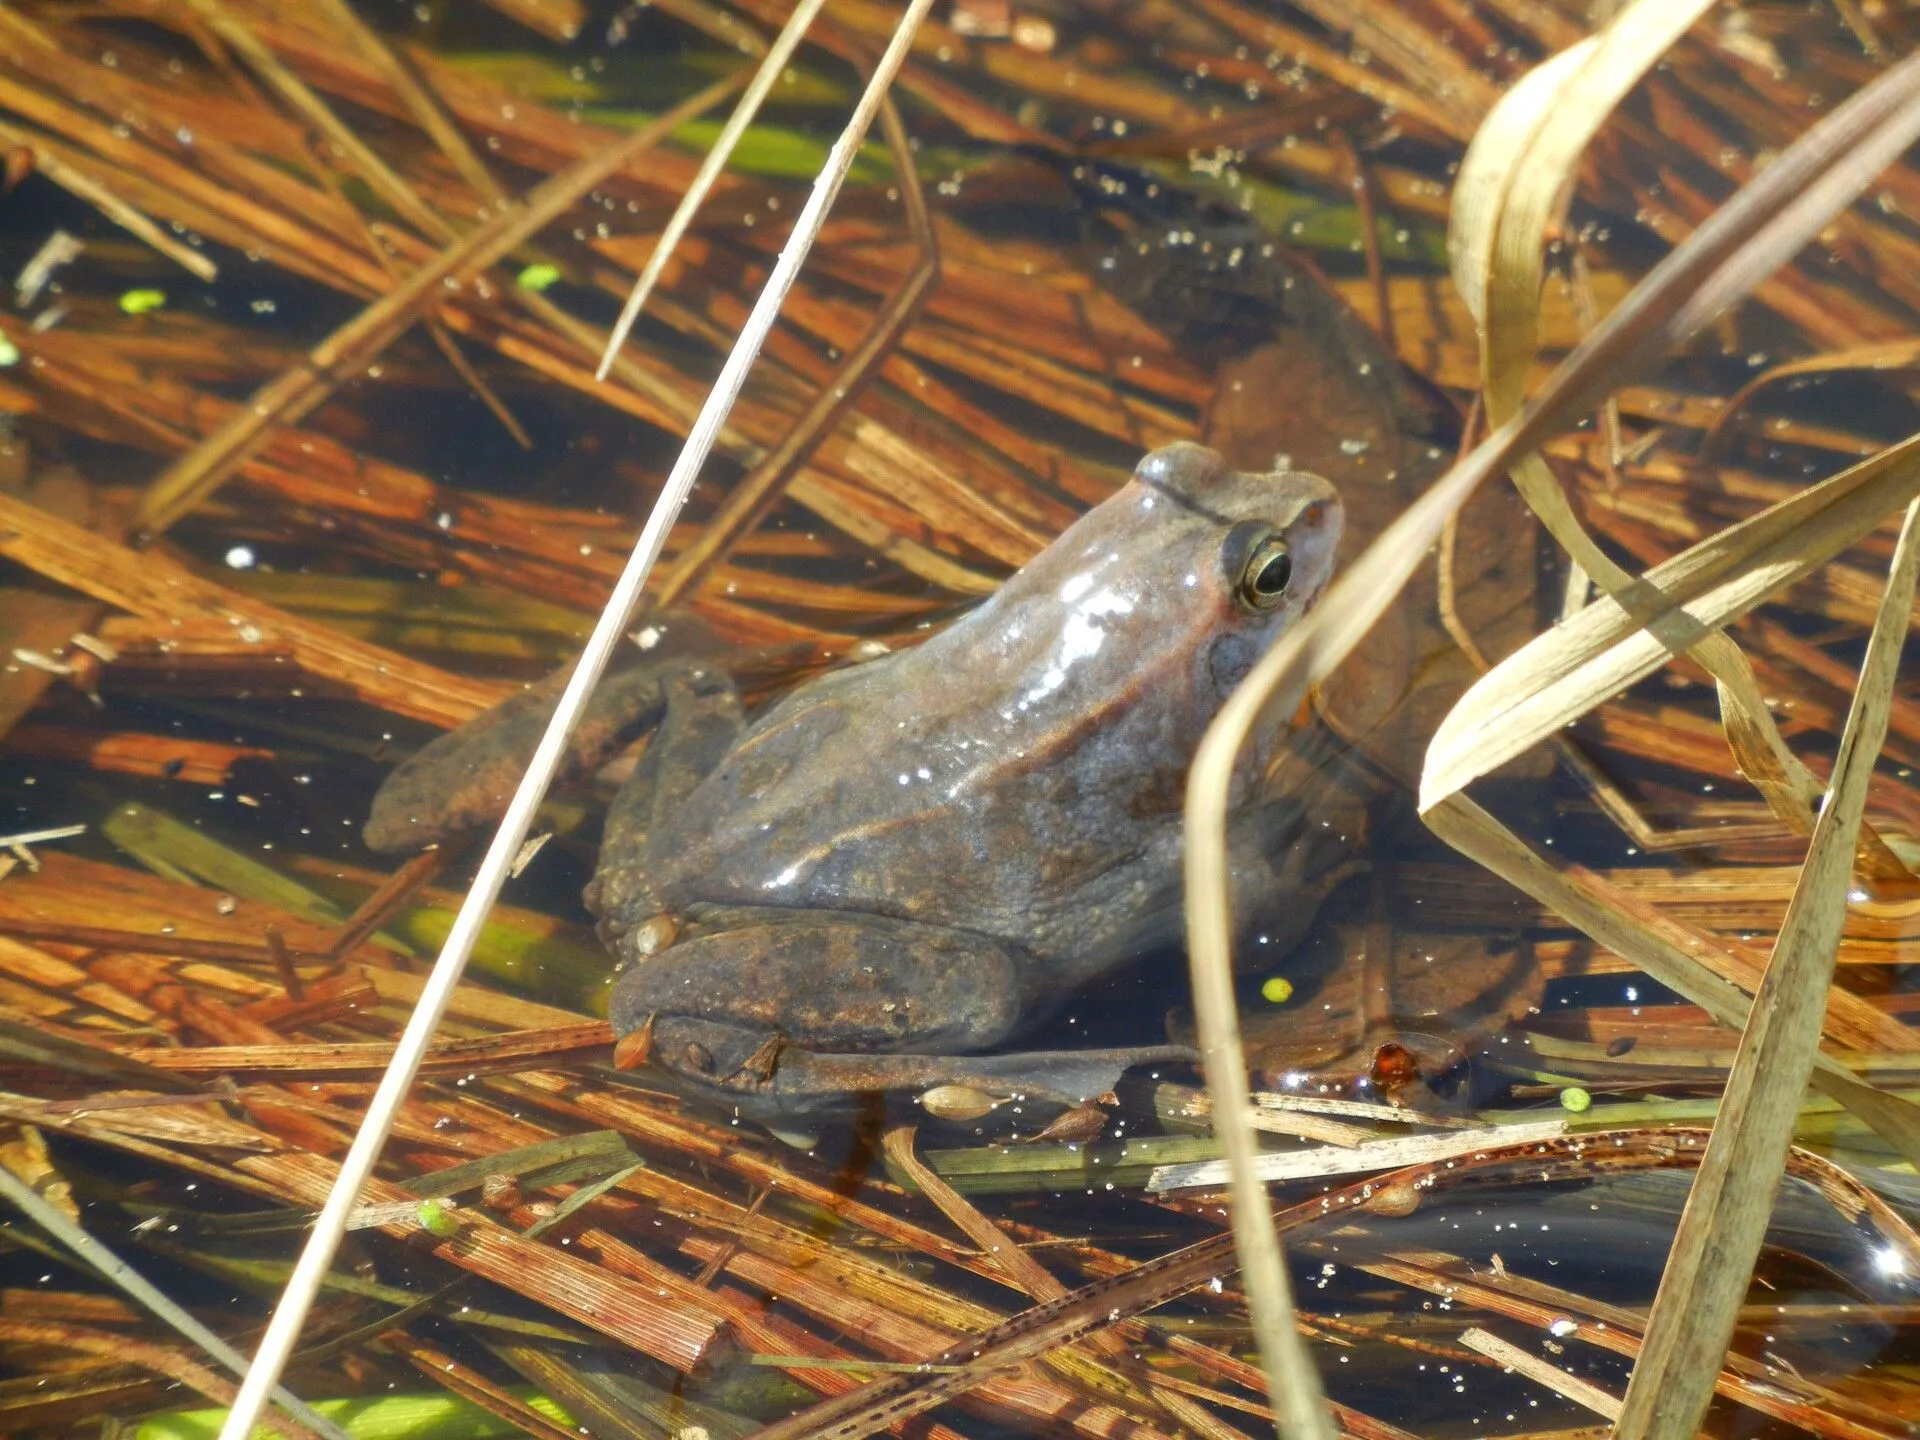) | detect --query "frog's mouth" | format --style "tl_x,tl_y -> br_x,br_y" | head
1281,493 -> 1345,615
